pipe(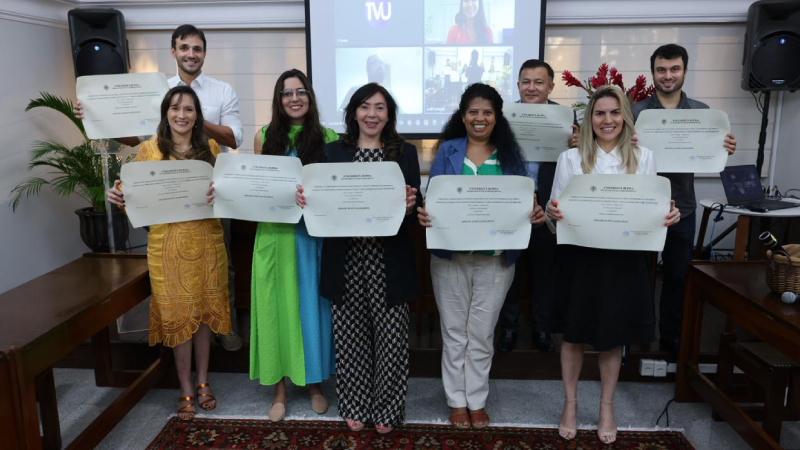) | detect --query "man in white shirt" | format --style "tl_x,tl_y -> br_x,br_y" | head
76,25 -> 244,351
167,25 -> 243,352
496,60 -> 578,354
